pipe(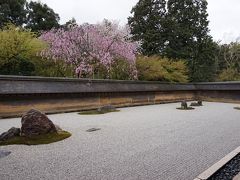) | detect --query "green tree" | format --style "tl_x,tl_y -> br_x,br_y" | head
216,42 -> 240,81
165,0 -> 217,82
0,0 -> 27,28
128,0 -> 167,56
136,56 -> 189,82
217,42 -> 240,71
190,37 -> 218,81
129,0 -> 217,82
165,0 -> 209,58
0,24 -> 45,75
26,1 -> 60,32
